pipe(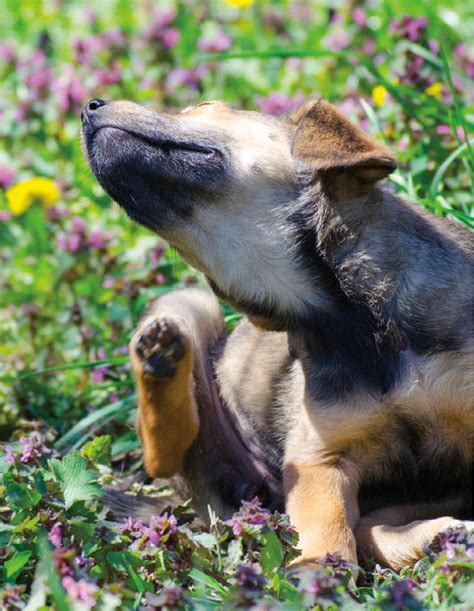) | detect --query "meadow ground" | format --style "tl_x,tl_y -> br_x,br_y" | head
0,1 -> 473,608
